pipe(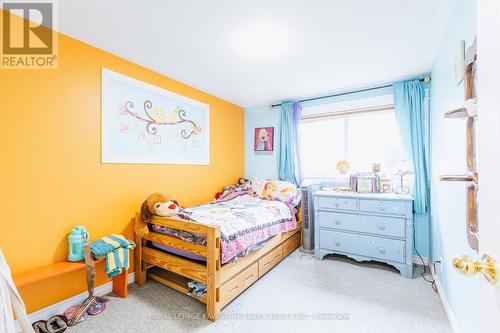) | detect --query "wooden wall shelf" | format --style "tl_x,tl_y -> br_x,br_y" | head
444,108 -> 468,118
